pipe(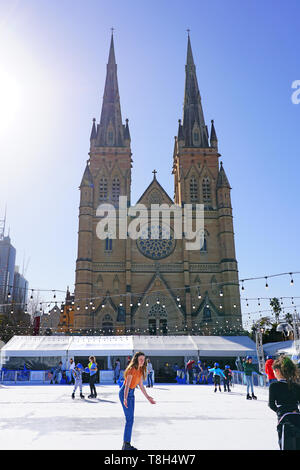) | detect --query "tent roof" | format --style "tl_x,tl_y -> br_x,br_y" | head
192,335 -> 257,357
1,335 -> 257,358
133,335 -> 197,356
263,340 -> 294,356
